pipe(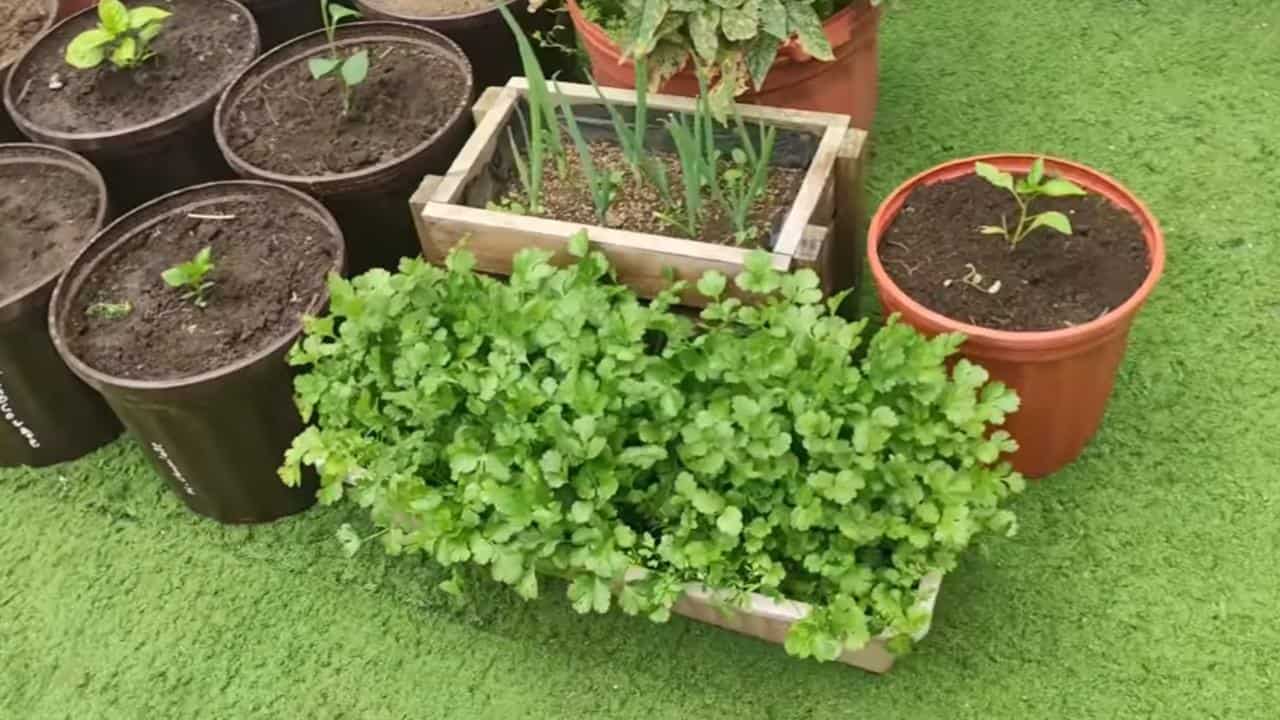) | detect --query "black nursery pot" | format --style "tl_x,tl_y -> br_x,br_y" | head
2,0 -> 261,210
0,0 -> 58,141
353,0 -> 557,93
49,181 -> 345,523
214,21 -> 474,274
241,0 -> 324,50
0,144 -> 120,467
